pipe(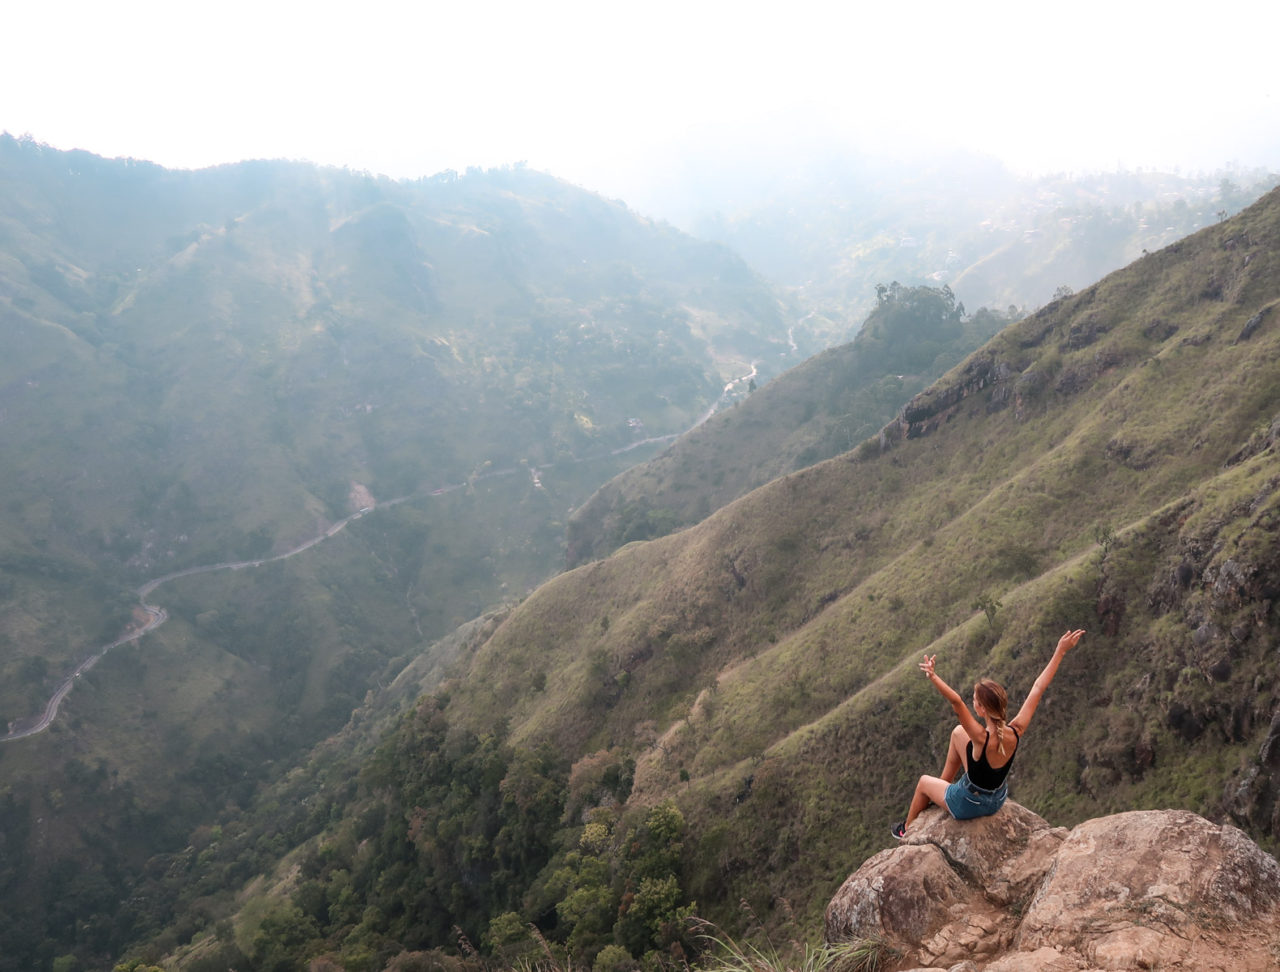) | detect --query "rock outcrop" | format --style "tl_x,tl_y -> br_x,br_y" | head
825,803 -> 1280,971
